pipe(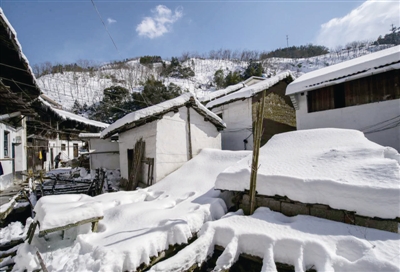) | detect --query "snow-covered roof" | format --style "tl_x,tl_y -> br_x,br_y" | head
206,71 -> 294,109
215,128 -> 400,219
199,76 -> 266,103
101,93 -> 226,139
38,96 -> 109,129
0,8 -> 41,115
198,82 -> 245,103
286,45 -> 400,95
78,133 -> 101,139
